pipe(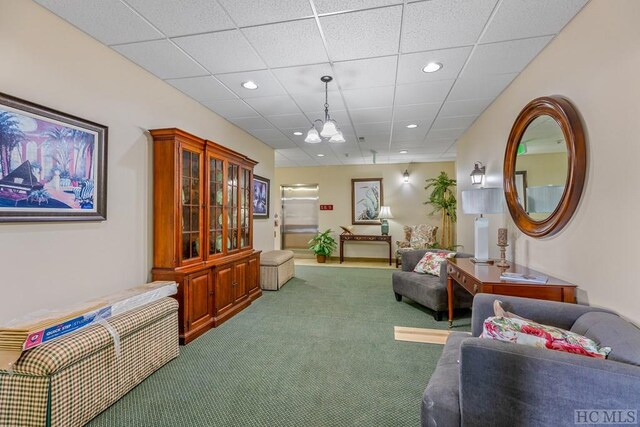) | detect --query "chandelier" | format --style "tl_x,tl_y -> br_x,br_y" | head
304,76 -> 345,143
